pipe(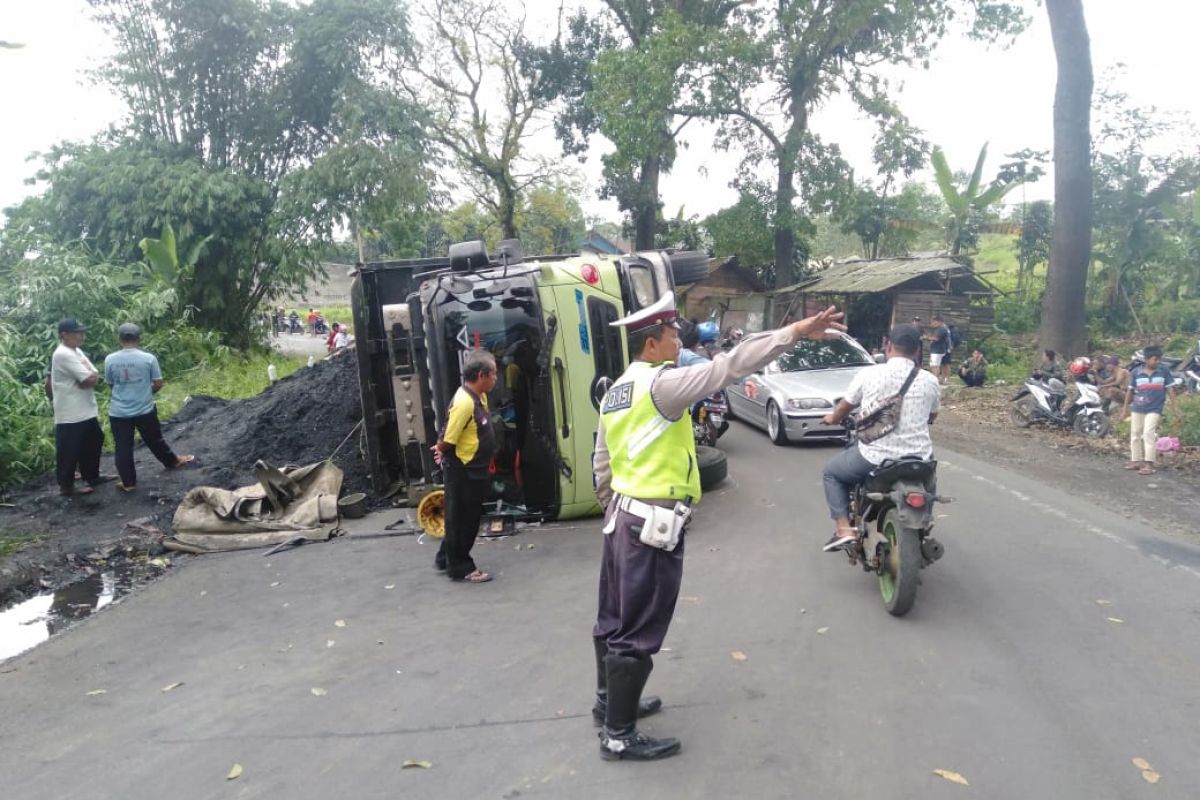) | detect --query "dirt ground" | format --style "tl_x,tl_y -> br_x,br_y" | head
0,348 -> 369,606
933,383 -> 1200,544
